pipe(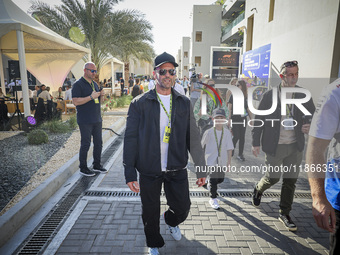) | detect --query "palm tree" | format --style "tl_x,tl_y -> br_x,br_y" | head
30,0 -> 154,79
116,37 -> 155,81
107,9 -> 155,79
